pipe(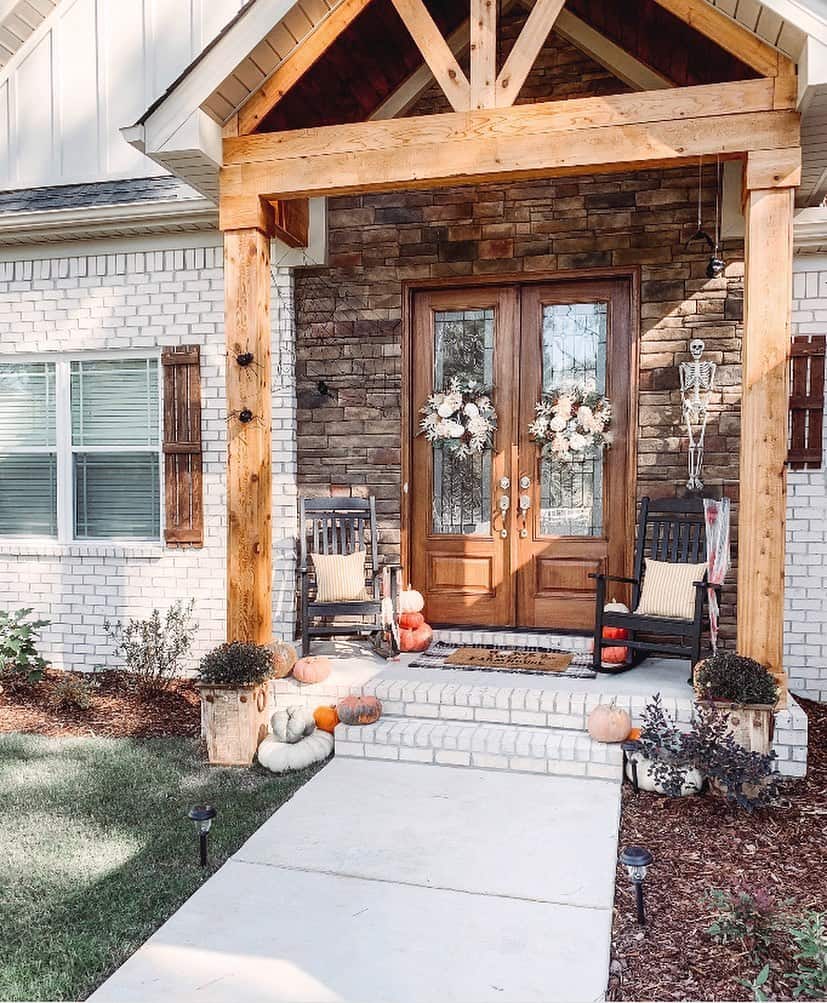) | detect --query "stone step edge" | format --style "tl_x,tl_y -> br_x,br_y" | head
333,717 -> 623,781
